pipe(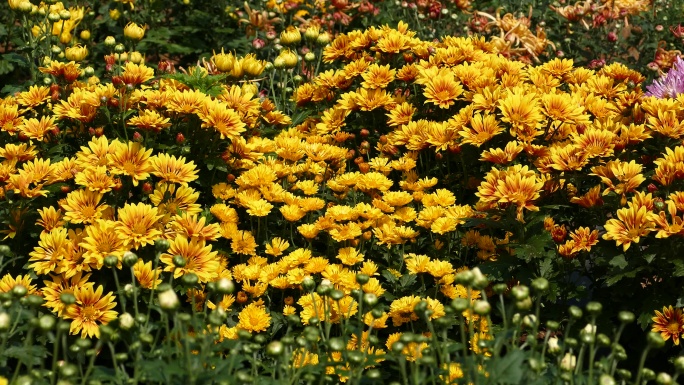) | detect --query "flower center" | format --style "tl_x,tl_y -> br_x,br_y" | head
82,306 -> 97,322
